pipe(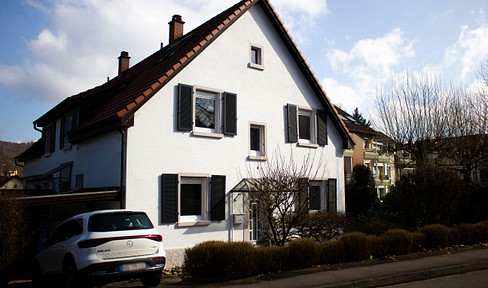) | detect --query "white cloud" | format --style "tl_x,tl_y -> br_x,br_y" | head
327,28 -> 415,80
271,0 -> 329,44
0,0 -> 237,102
443,24 -> 488,82
0,0 -> 330,103
325,28 -> 415,115
322,77 -> 358,111
271,0 -> 328,18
